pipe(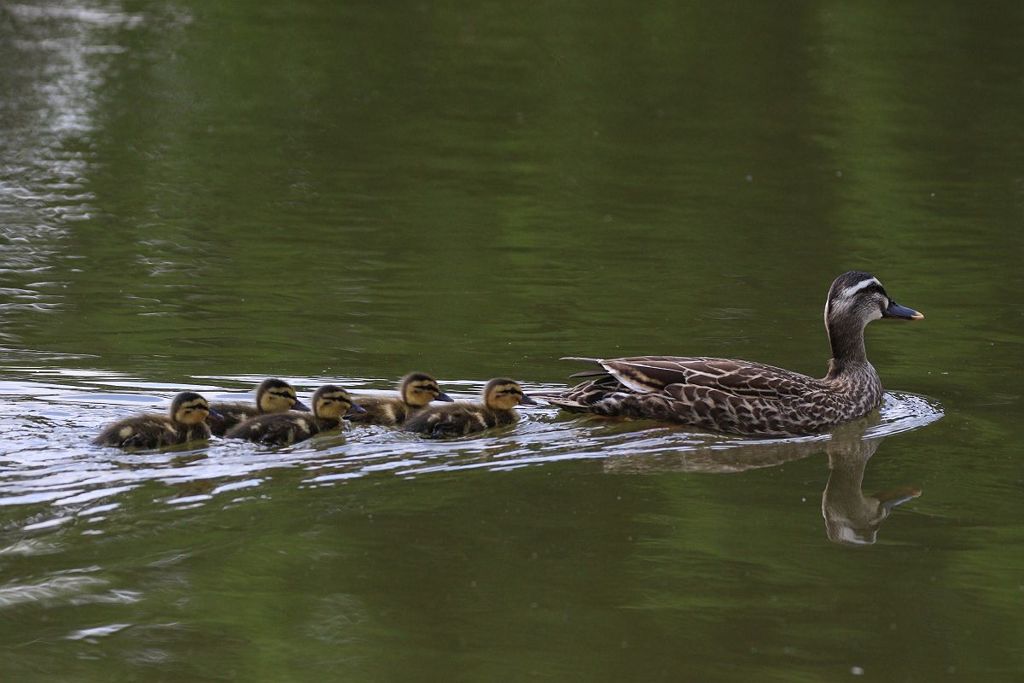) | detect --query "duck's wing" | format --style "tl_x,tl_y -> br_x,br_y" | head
349,396 -> 404,425
592,355 -> 822,398
404,403 -> 490,438
208,401 -> 258,436
226,413 -> 316,446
